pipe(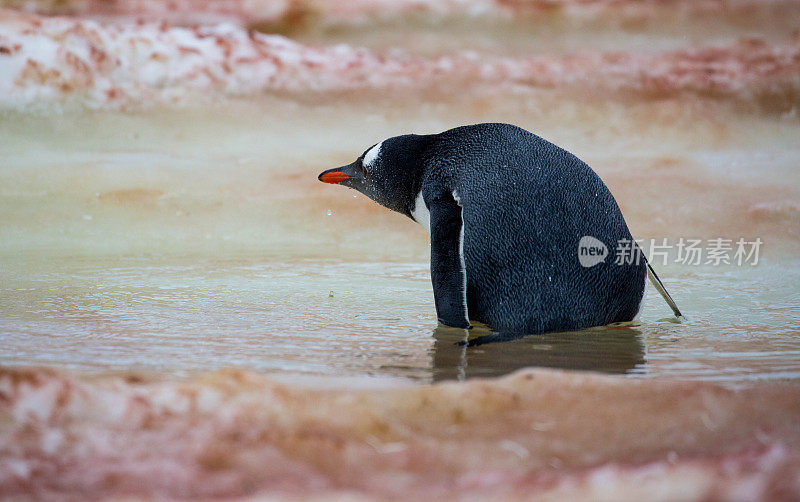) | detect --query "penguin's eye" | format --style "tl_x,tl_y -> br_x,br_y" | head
360,159 -> 369,176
